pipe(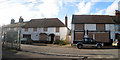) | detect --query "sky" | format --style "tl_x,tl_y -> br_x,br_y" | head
0,0 -> 119,29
